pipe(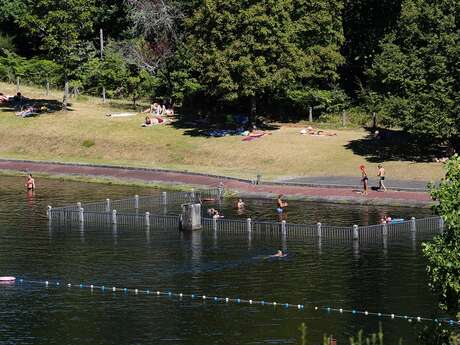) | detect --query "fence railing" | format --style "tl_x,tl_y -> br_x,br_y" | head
47,189 -> 444,243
